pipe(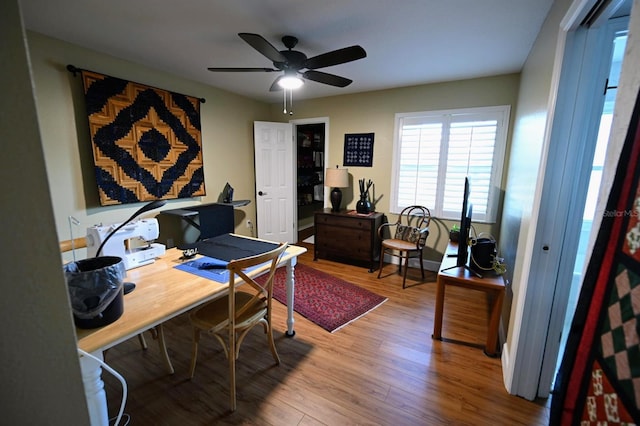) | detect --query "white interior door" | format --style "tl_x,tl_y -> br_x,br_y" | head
509,14 -> 629,400
253,121 -> 295,243
539,17 -> 628,395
